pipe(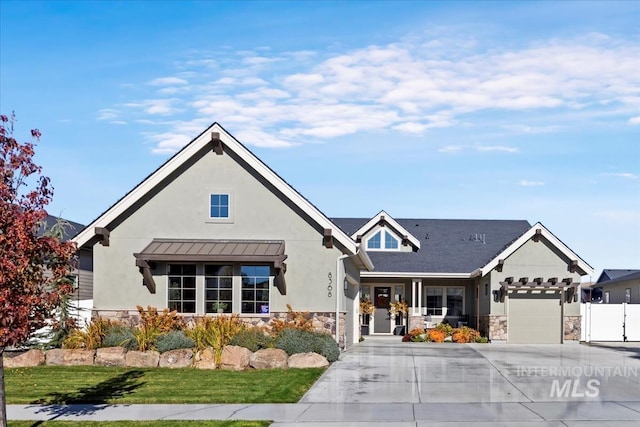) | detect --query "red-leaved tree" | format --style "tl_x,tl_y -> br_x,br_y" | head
0,113 -> 77,426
